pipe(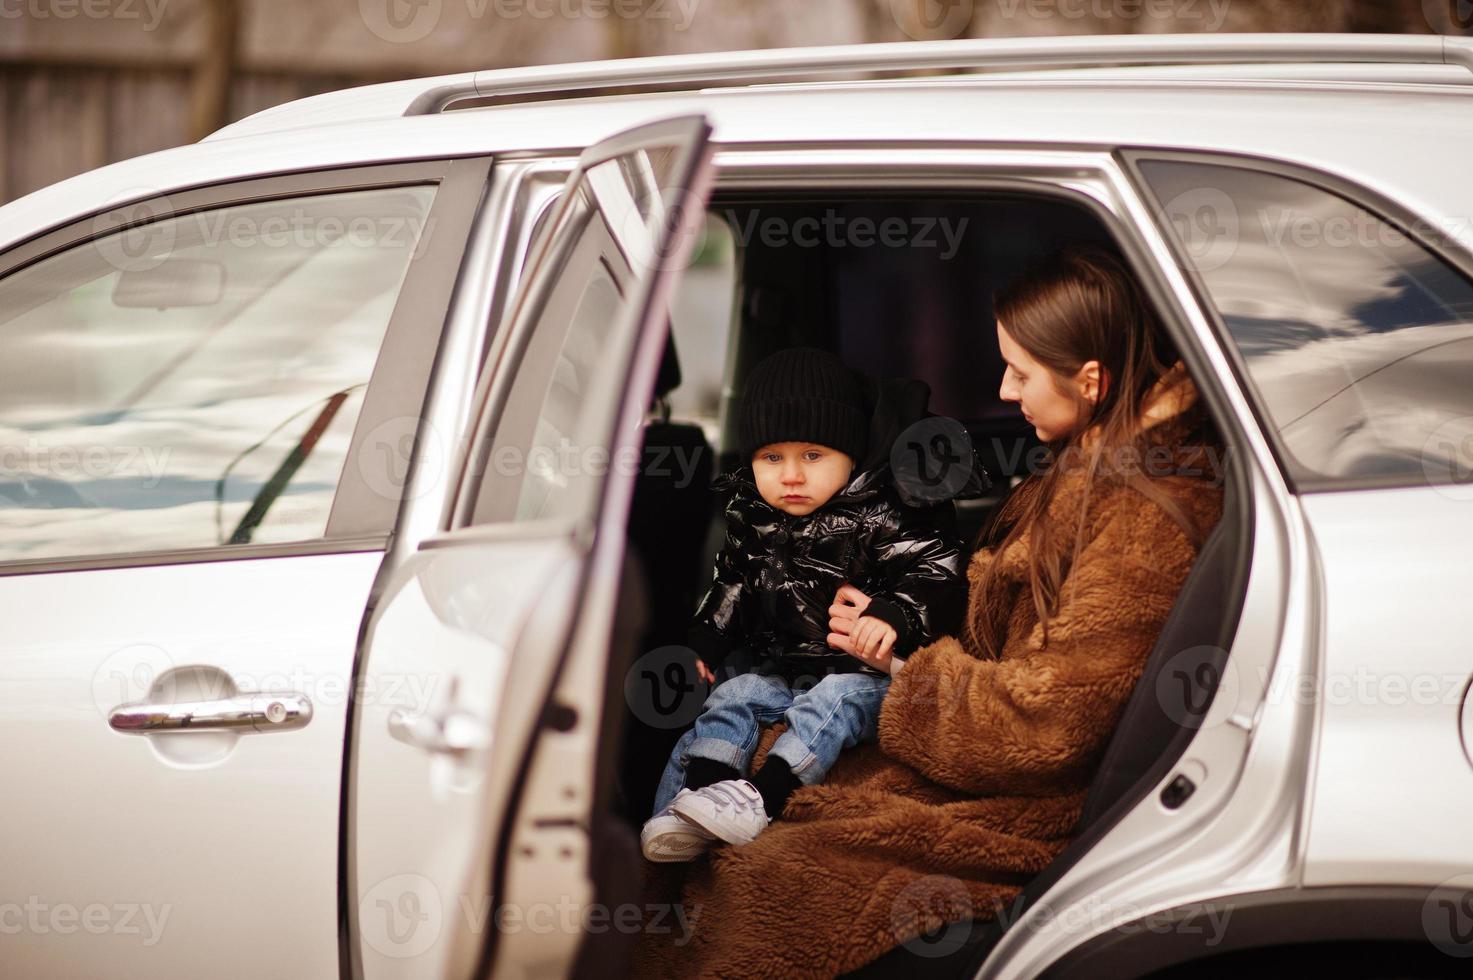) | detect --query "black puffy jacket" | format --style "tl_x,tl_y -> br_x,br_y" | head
688,376 -> 993,681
